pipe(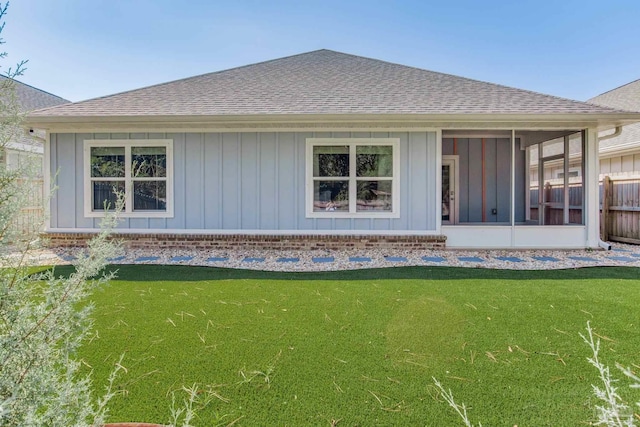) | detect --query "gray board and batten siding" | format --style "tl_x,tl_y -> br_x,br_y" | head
442,138 -> 526,223
49,131 -> 438,232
